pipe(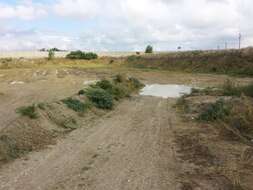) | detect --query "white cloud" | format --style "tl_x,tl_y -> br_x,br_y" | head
53,0 -> 100,19
1,0 -> 253,50
0,1 -> 47,20
0,28 -> 77,51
